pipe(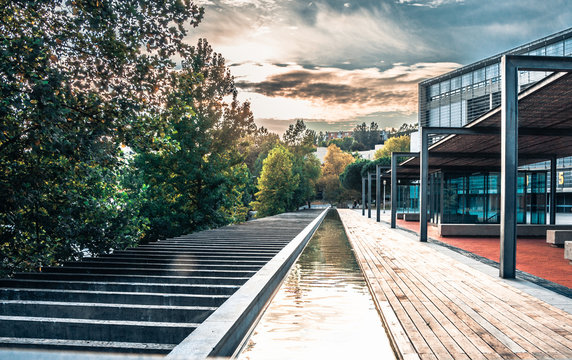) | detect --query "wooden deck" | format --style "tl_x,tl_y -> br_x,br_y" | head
338,209 -> 572,360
